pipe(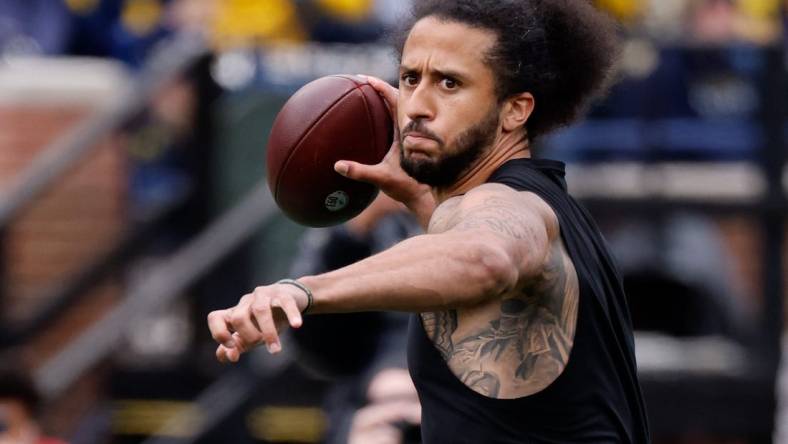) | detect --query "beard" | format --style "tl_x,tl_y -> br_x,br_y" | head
399,109 -> 500,188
